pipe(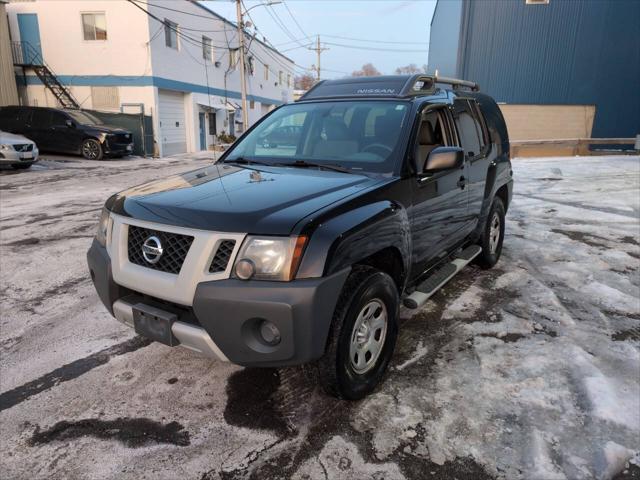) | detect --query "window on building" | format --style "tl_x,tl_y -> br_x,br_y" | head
229,48 -> 239,68
202,36 -> 213,61
264,65 -> 269,81
278,71 -> 283,85
287,74 -> 292,89
250,100 -> 255,109
247,56 -> 255,75
91,86 -> 120,110
82,13 -> 107,41
165,19 -> 179,49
